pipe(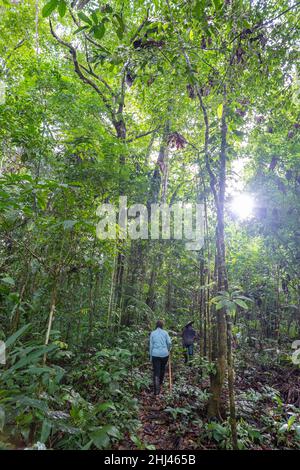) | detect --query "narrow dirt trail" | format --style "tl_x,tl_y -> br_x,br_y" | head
136,361 -> 208,450
137,389 -> 177,449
